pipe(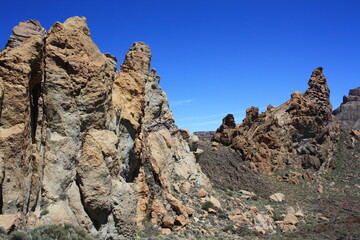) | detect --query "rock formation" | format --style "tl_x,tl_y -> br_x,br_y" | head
333,87 -> 360,130
5,20 -> 46,48
0,17 -> 207,239
213,67 -> 339,174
